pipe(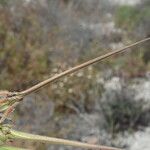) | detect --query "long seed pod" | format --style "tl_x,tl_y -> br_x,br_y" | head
19,37 -> 150,96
